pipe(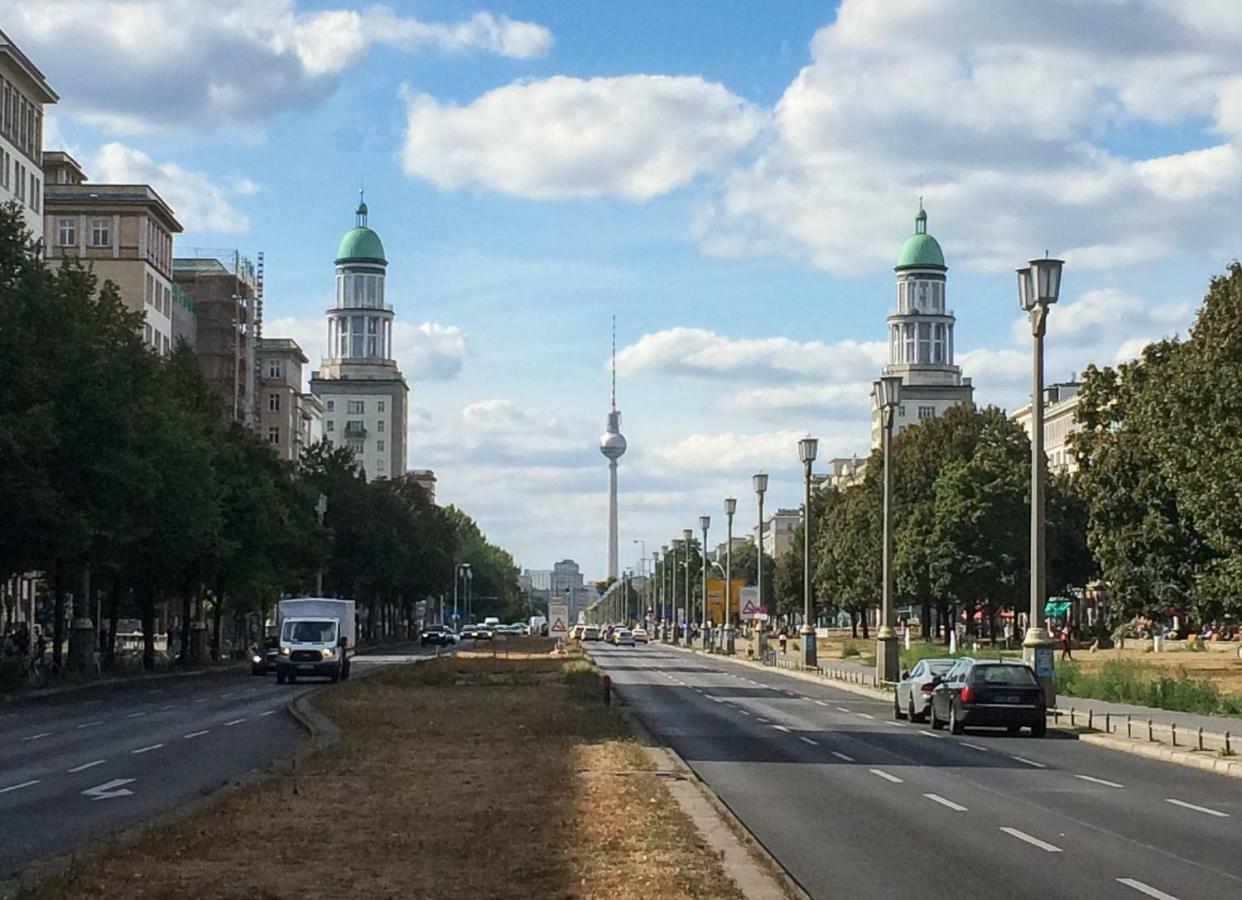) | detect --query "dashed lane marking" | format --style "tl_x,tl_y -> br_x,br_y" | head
131,743 -> 164,754
870,768 -> 903,784
831,751 -> 855,762
1164,798 -> 1229,818
160,704 -> 175,711
857,713 -> 875,720
772,725 -> 790,733
918,730 -> 942,739
799,736 -> 818,746
836,707 -> 850,713
999,827 -> 1062,852
68,759 -> 107,773
183,730 -> 209,739
0,780 -> 40,794
814,700 -> 829,707
21,732 -> 52,742
924,793 -> 968,811
77,721 -> 103,729
1116,878 -> 1180,900
959,742 -> 988,752
1075,774 -> 1123,788
224,718 -> 246,727
1010,756 -> 1045,768
259,710 -> 276,717
125,712 -> 146,719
